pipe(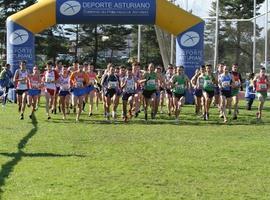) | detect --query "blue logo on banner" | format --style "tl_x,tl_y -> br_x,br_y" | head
6,21 -> 35,74
56,0 -> 156,24
176,22 -> 204,69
